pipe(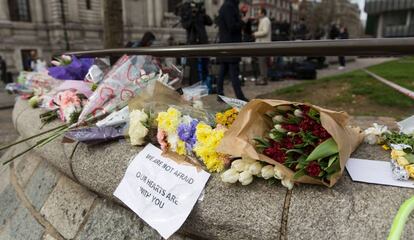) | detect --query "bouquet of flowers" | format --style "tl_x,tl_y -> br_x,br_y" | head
218,99 -> 363,187
156,107 -> 229,173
